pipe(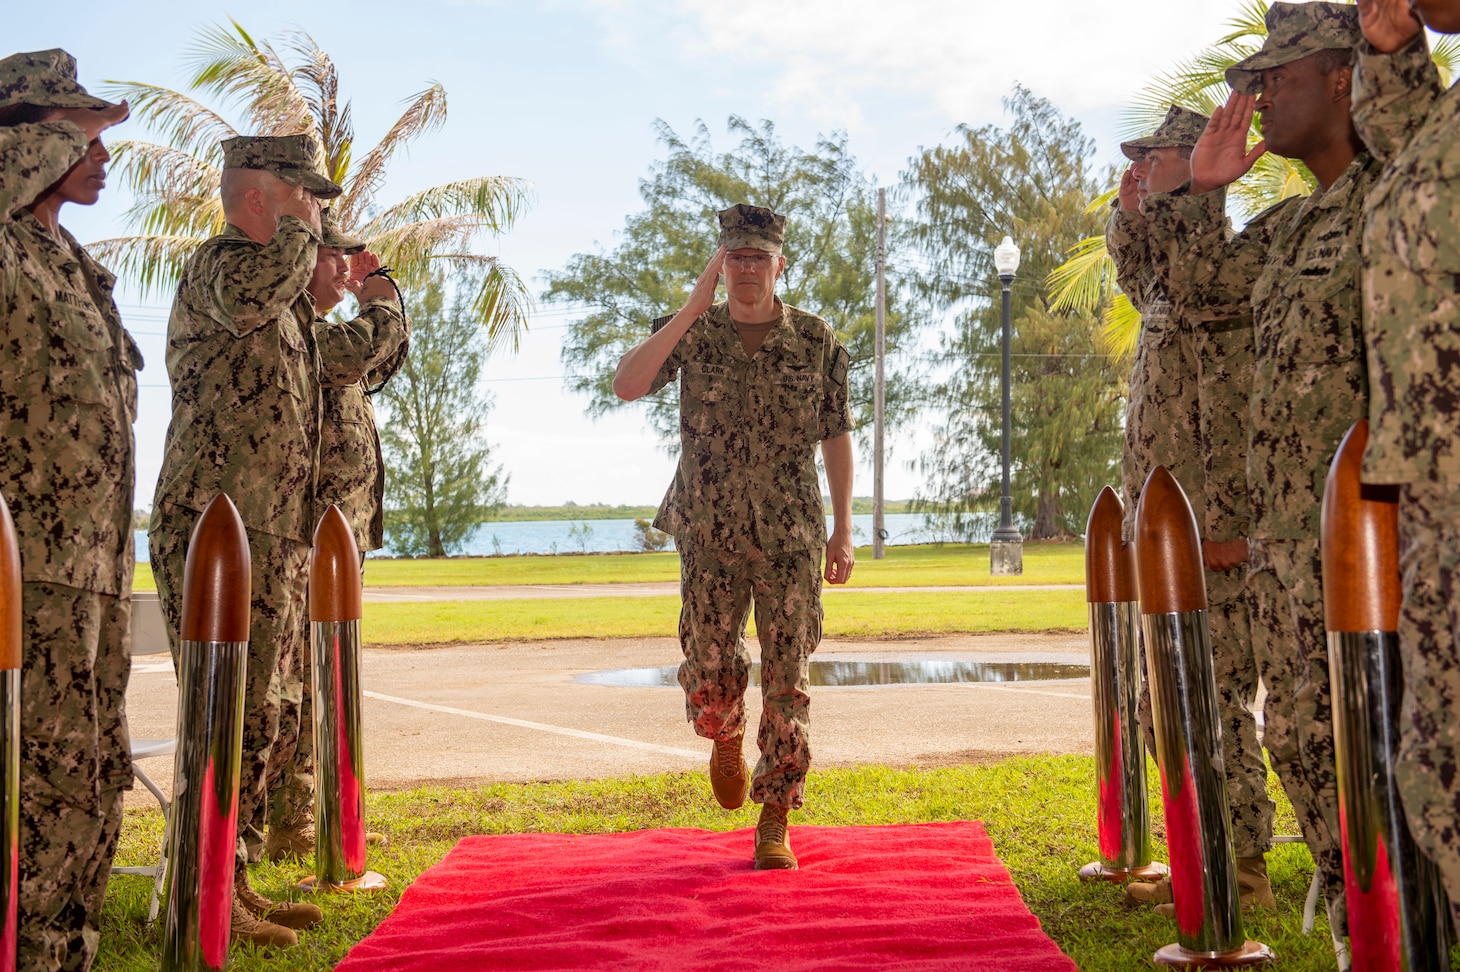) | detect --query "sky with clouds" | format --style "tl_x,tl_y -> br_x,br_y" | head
10,0 -> 1238,507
